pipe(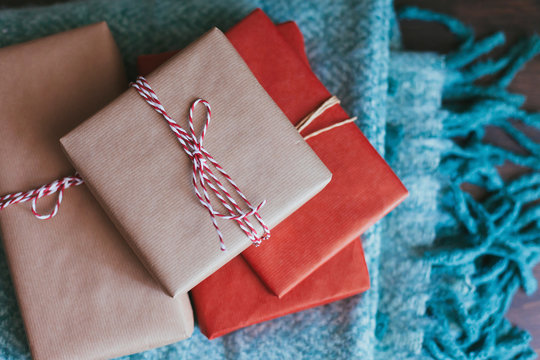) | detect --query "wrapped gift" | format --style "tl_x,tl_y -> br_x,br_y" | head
138,9 -> 408,298
192,239 -> 368,338
0,23 -> 193,360
137,16 -> 369,339
60,28 -> 332,297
